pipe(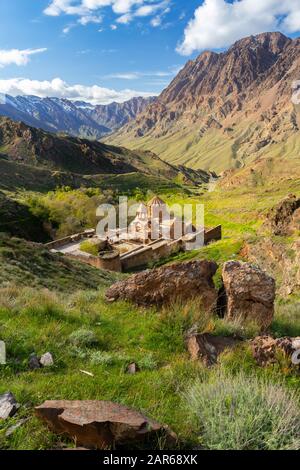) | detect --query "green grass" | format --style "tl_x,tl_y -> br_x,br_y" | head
0,282 -> 299,450
0,286 -> 203,449
79,240 -> 100,257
